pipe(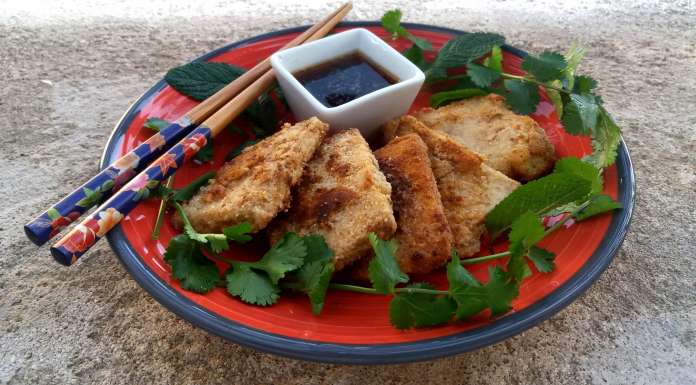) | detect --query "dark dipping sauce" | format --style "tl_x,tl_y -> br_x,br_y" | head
294,51 -> 398,108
